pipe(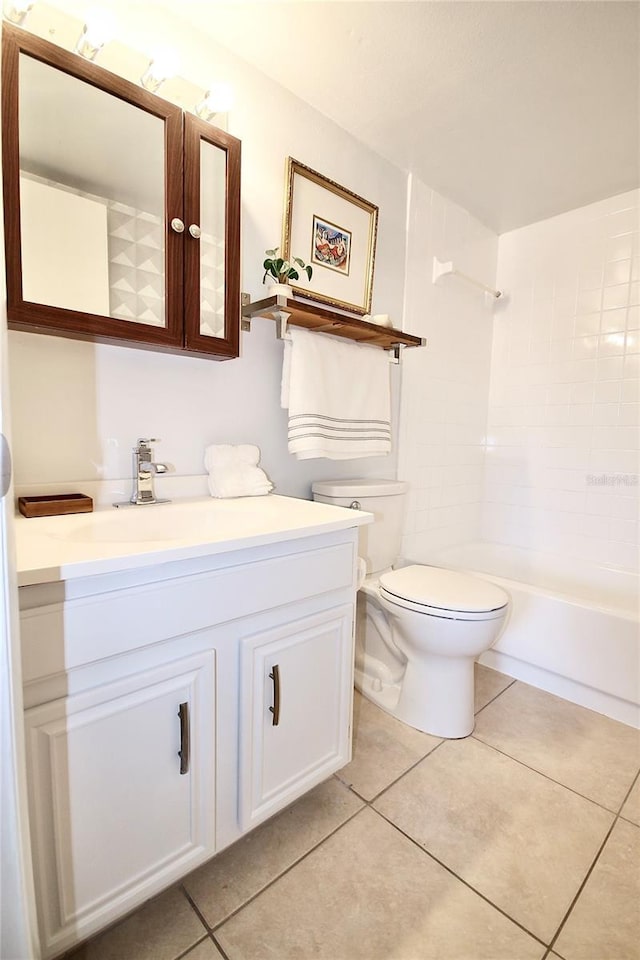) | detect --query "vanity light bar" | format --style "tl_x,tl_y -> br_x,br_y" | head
3,3 -> 233,118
